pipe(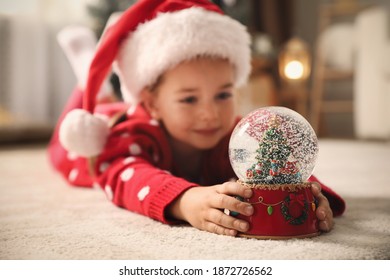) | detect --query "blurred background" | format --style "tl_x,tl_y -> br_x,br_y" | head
0,0 -> 389,144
